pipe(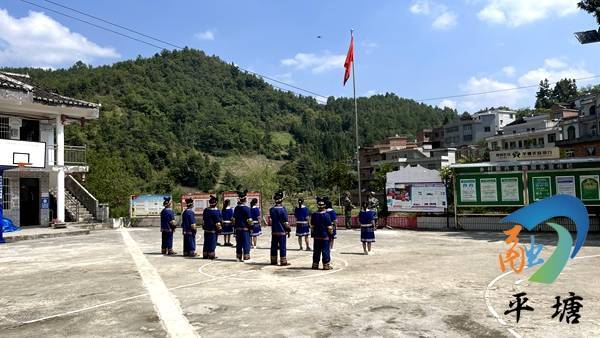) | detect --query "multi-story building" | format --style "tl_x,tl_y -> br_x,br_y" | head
417,127 -> 444,148
0,72 -> 104,227
486,114 -> 562,162
557,94 -> 600,157
443,109 -> 516,147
